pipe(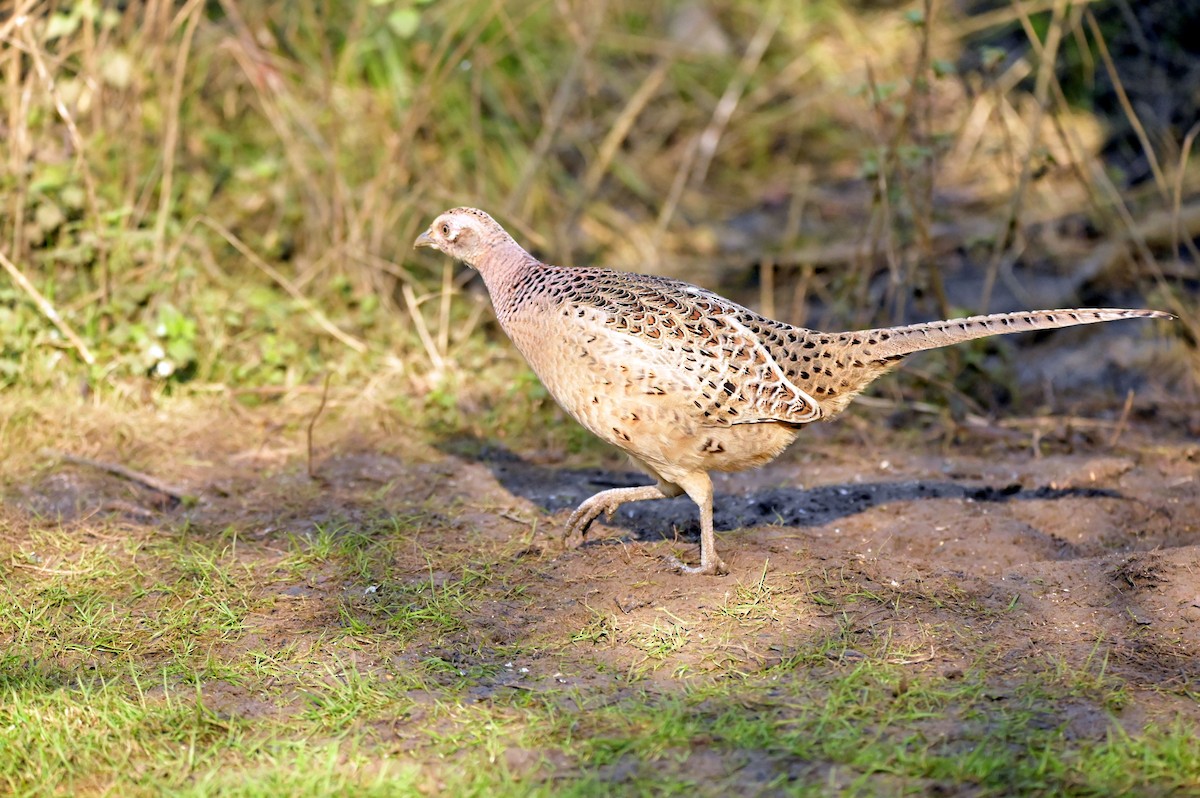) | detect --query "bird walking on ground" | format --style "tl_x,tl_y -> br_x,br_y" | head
415,207 -> 1171,575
